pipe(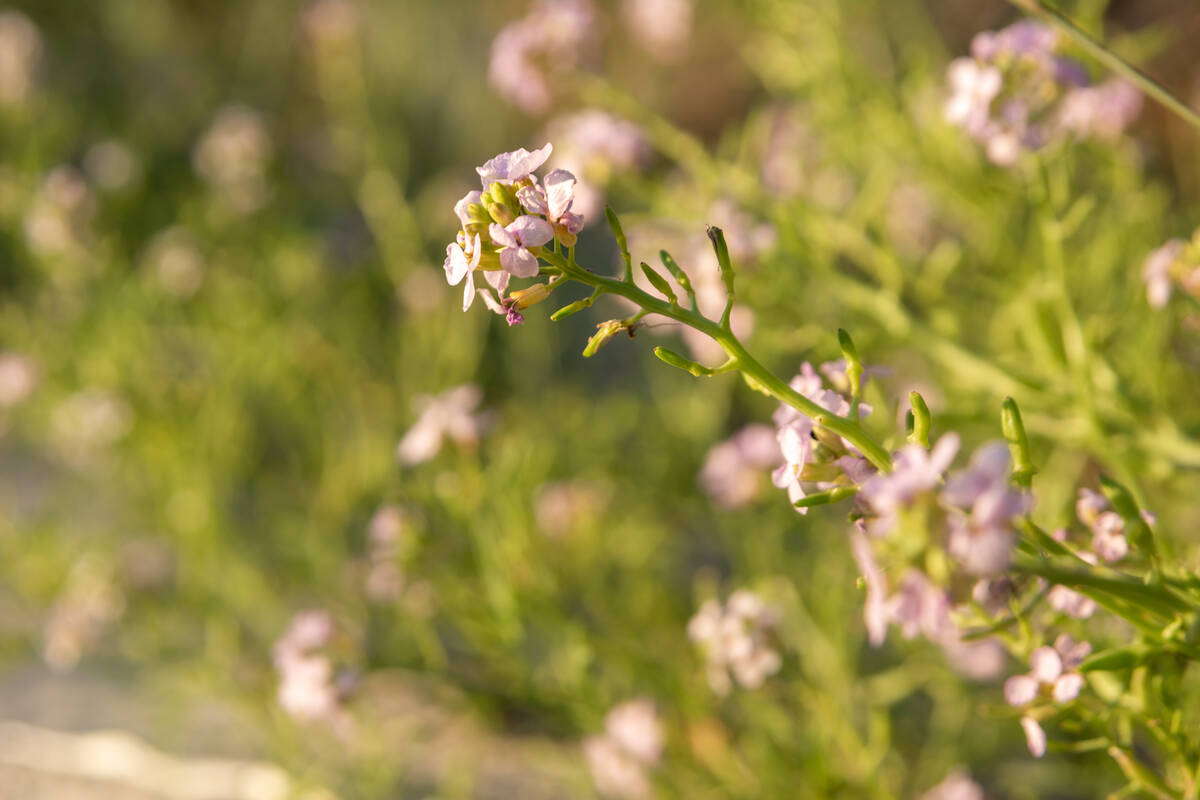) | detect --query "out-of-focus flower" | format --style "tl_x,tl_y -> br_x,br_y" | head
945,20 -> 1111,165
396,384 -> 489,465
272,610 -> 351,728
23,166 -> 95,258
0,10 -> 41,106
859,434 -> 960,523
142,227 -> 206,297
544,110 -> 649,221
687,590 -> 781,695
83,140 -> 140,192
698,423 -> 782,509
620,0 -> 693,63
920,769 -> 986,800
1057,79 -> 1142,141
488,1 -> 594,115
1143,239 -> 1186,309
942,443 -> 1029,575
193,106 -> 273,214
0,352 -> 38,408
1091,511 -> 1128,563
1004,634 -> 1091,713
583,699 -> 662,798
42,556 -> 125,672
